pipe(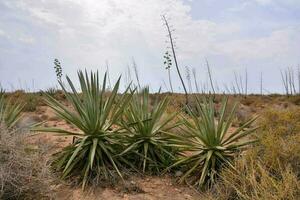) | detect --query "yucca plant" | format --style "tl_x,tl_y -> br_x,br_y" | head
0,90 -> 23,129
167,97 -> 257,189
34,70 -> 133,189
44,87 -> 57,97
119,87 -> 178,173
